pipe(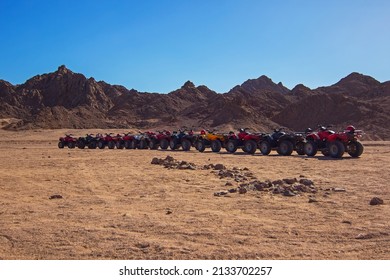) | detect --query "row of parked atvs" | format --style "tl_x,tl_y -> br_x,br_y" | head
58,125 -> 364,158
